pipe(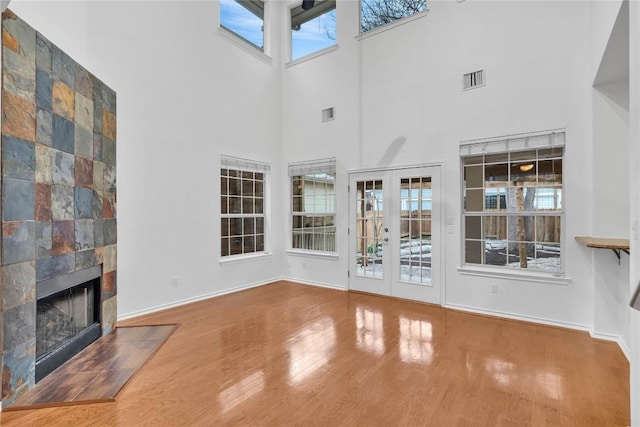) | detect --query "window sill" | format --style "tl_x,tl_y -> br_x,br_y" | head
218,27 -> 273,64
286,250 -> 339,261
457,265 -> 571,285
220,252 -> 272,265
355,9 -> 430,41
286,45 -> 338,68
